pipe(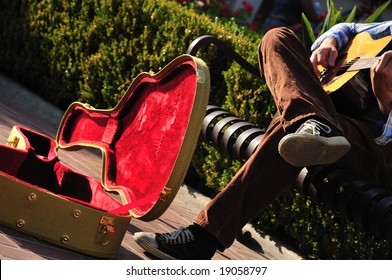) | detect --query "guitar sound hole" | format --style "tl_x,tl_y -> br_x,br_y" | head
335,66 -> 348,76
320,70 -> 333,85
